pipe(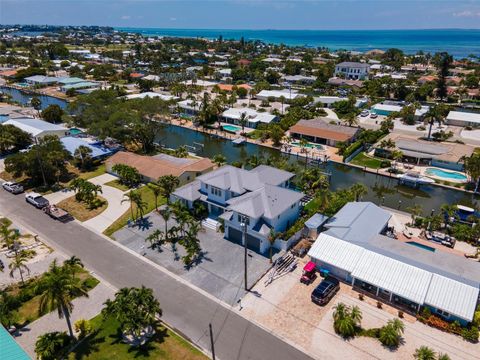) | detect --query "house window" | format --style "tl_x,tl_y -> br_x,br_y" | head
205,184 -> 209,189
237,214 -> 249,225
211,186 -> 222,197
291,203 -> 295,209
436,309 -> 450,318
